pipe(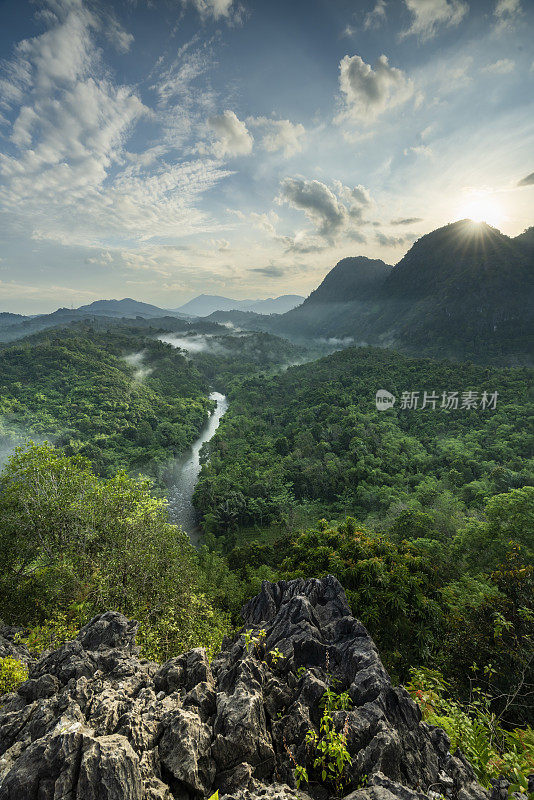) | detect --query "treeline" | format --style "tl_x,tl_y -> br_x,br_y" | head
0,324 -> 213,476
195,346 -> 533,534
191,346 -> 533,722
